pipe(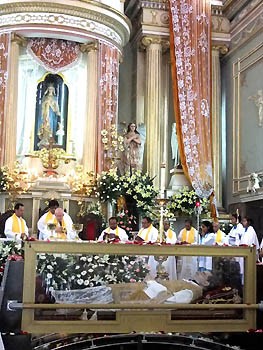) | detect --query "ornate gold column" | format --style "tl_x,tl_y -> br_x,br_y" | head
142,36 -> 168,188
3,34 -> 23,166
81,42 -> 98,172
212,45 -> 228,207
